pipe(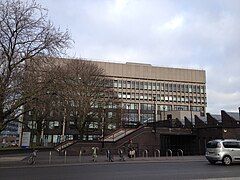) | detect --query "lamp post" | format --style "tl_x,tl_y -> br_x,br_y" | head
163,106 -> 166,120
153,96 -> 157,134
238,107 -> 240,121
61,107 -> 67,142
101,107 -> 105,148
189,100 -> 193,126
